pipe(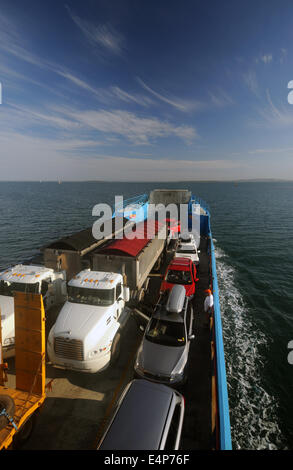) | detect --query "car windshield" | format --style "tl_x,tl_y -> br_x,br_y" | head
177,247 -> 196,254
145,318 -> 186,347
166,269 -> 192,285
67,286 -> 115,306
0,280 -> 39,296
180,236 -> 192,243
